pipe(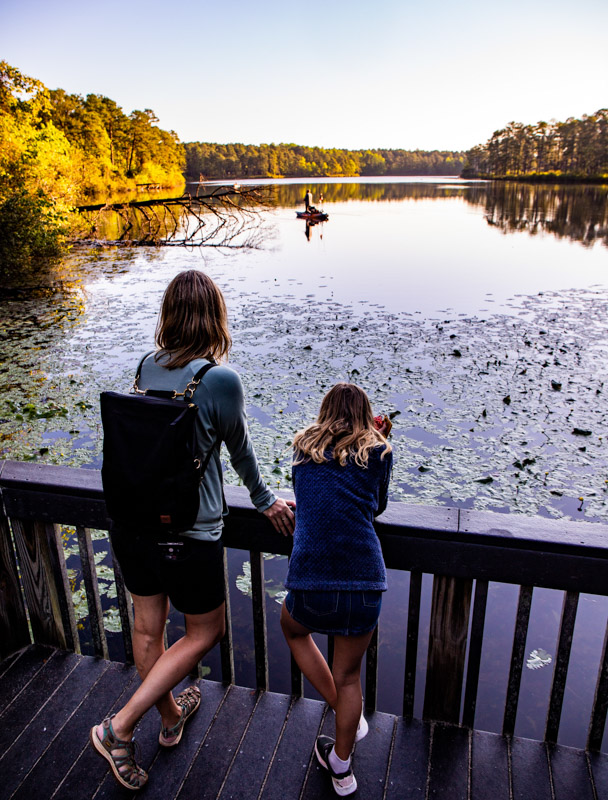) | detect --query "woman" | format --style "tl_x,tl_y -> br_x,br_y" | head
281,383 -> 392,796
90,270 -> 295,790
